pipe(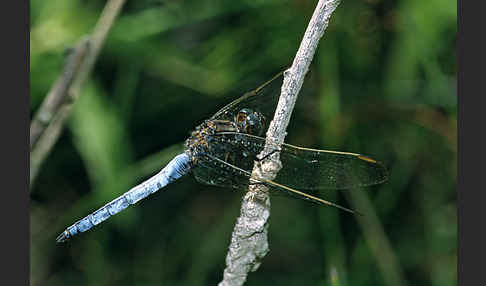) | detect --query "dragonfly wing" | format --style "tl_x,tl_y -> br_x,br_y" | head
191,153 -> 251,190
192,132 -> 261,189
192,151 -> 358,214
209,132 -> 388,190
276,143 -> 388,190
209,71 -> 284,124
